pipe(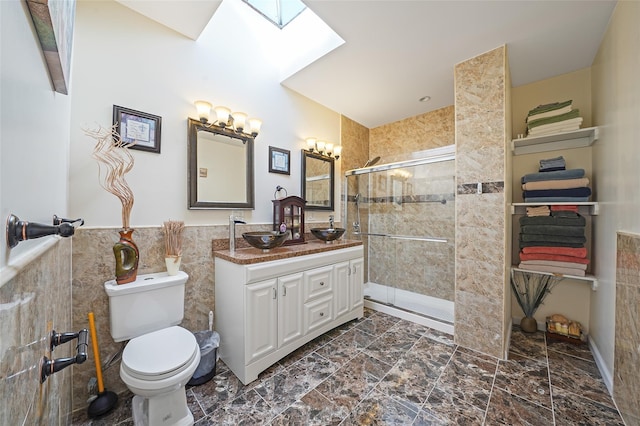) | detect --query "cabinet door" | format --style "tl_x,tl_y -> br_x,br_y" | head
278,273 -> 304,347
334,261 -> 350,318
350,258 -> 364,310
245,279 -> 278,364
